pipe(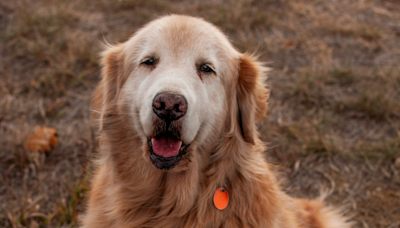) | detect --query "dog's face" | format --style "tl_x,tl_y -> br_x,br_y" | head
94,15 -> 269,171
122,17 -> 237,170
